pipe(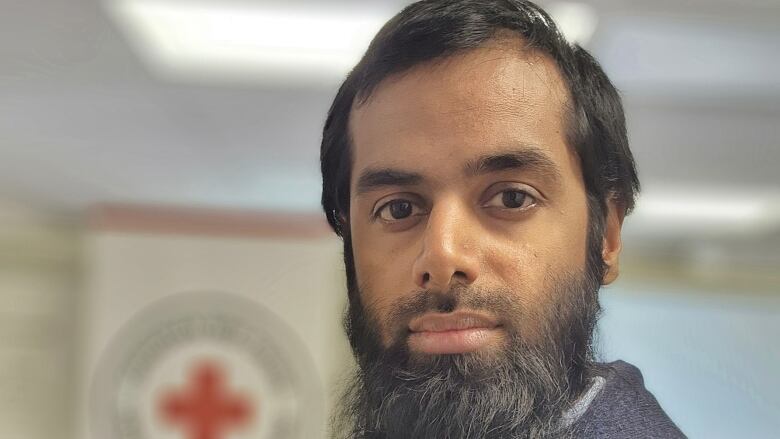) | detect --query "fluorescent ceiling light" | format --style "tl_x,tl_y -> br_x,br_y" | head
106,0 -> 390,84
546,2 -> 598,46
638,198 -> 767,223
